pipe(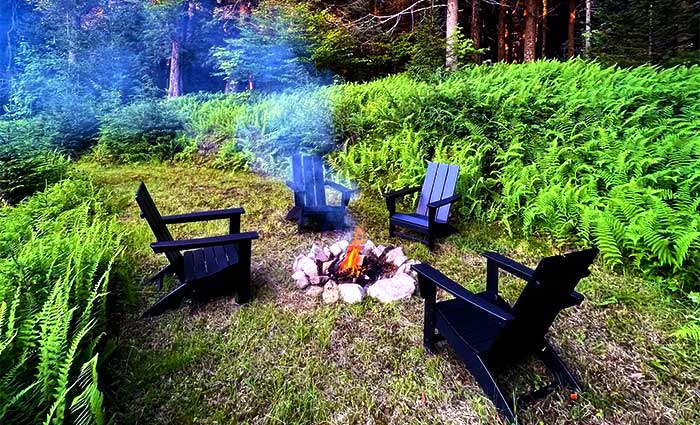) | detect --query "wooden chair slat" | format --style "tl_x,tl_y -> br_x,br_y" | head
437,164 -> 459,222
311,157 -> 326,207
416,161 -> 439,216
